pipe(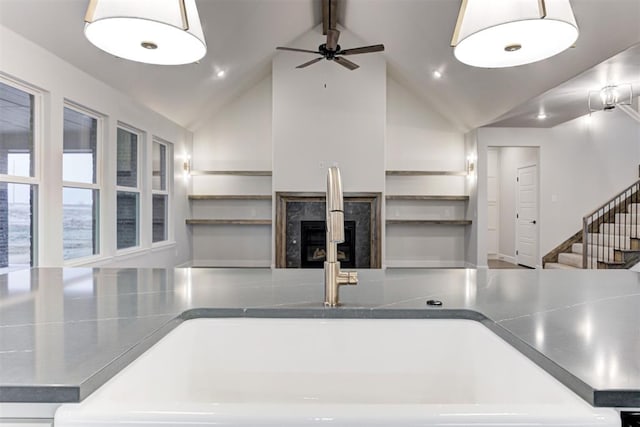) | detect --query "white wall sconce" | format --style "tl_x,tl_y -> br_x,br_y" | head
451,0 -> 579,68
183,155 -> 191,180
588,84 -> 633,113
466,156 -> 475,175
84,0 -> 207,65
